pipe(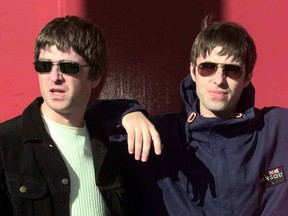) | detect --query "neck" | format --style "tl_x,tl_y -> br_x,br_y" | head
199,103 -> 237,120
41,103 -> 85,127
